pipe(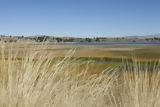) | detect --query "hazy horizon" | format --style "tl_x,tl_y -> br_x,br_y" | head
0,33 -> 160,38
0,0 -> 160,37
